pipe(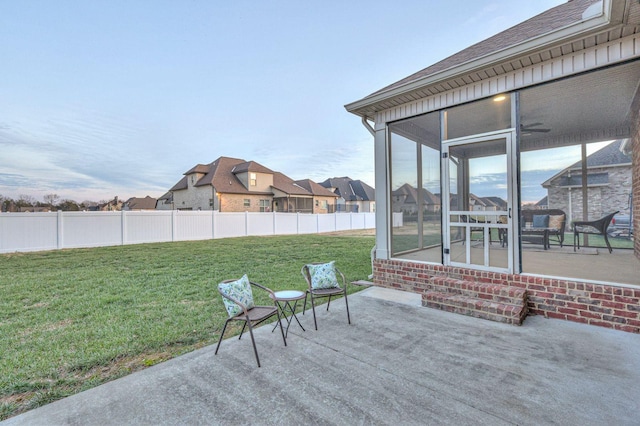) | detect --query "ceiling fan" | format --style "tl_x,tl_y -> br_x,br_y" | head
520,122 -> 551,133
